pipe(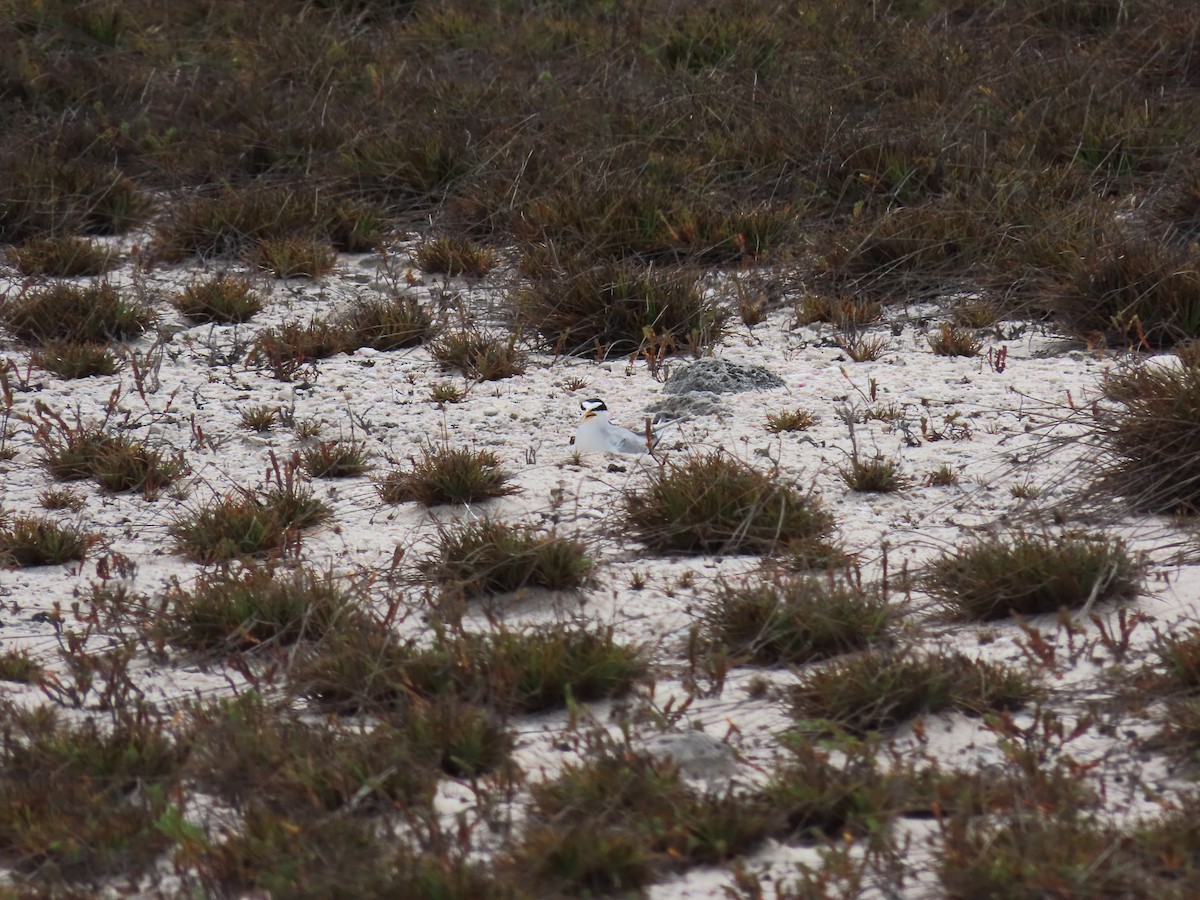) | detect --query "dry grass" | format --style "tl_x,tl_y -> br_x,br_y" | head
924,530 -> 1143,621
377,443 -> 518,506
624,451 -> 835,556
1091,362 -> 1200,512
